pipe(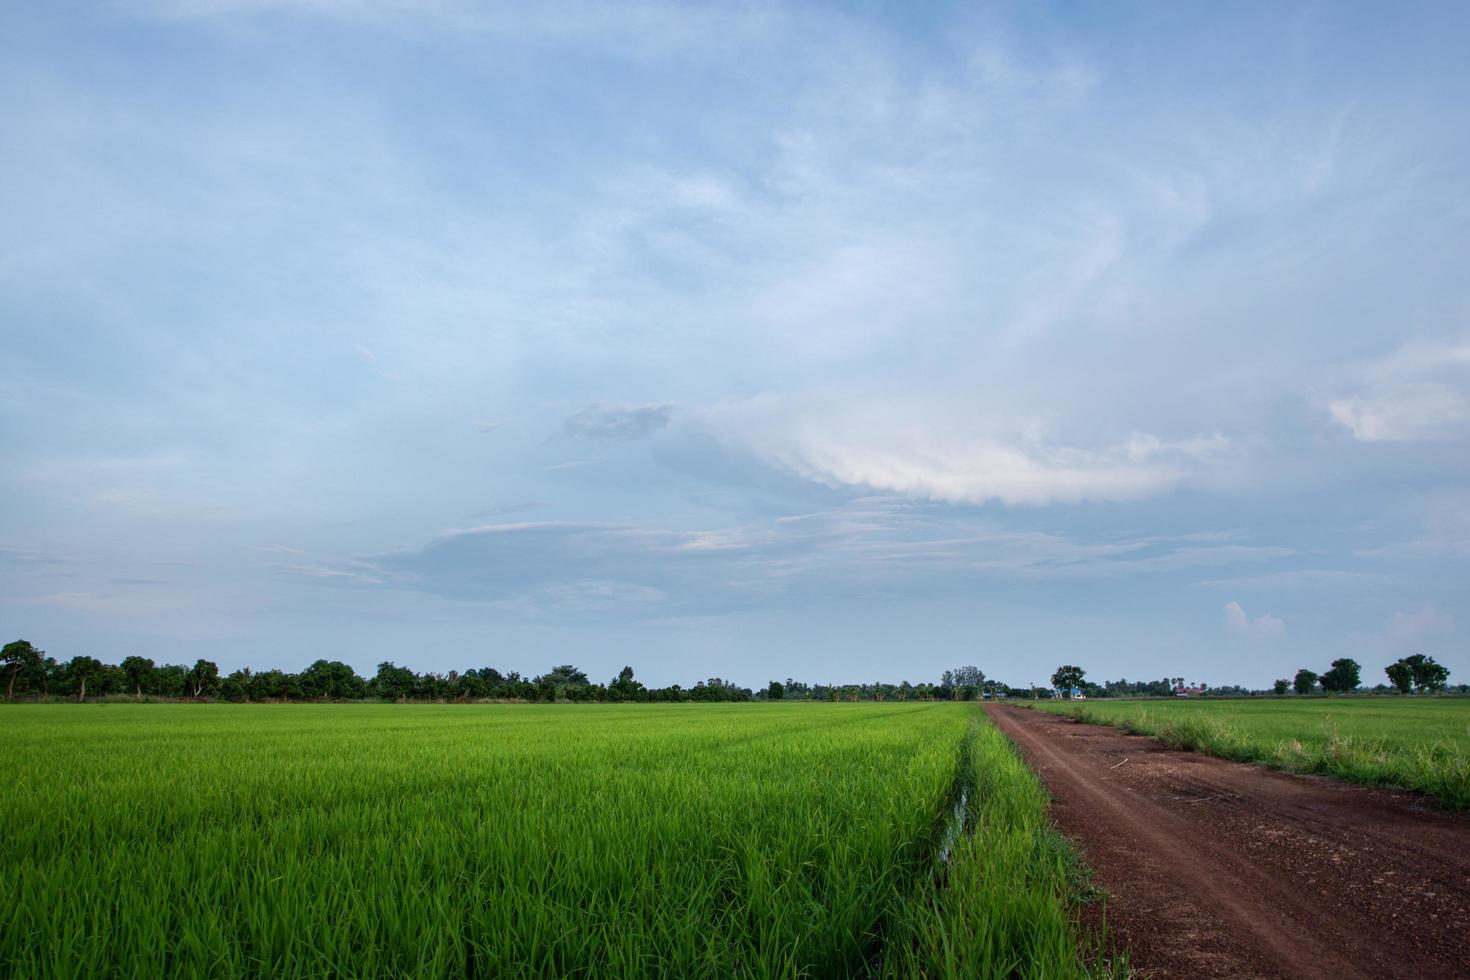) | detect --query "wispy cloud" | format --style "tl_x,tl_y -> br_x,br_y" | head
1195,569 -> 1391,591
0,546 -> 65,566
358,507 -> 1294,613
1328,339 -> 1470,442
565,403 -> 675,440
